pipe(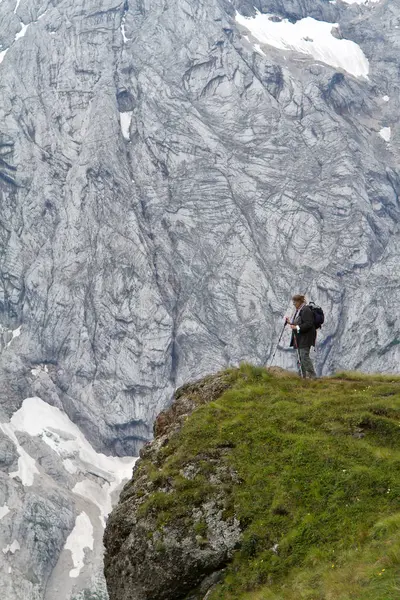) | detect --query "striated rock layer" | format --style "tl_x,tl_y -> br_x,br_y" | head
0,0 -> 399,455
0,0 -> 400,597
